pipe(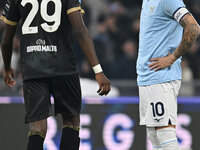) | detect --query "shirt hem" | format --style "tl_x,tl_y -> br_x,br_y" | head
137,78 -> 181,86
